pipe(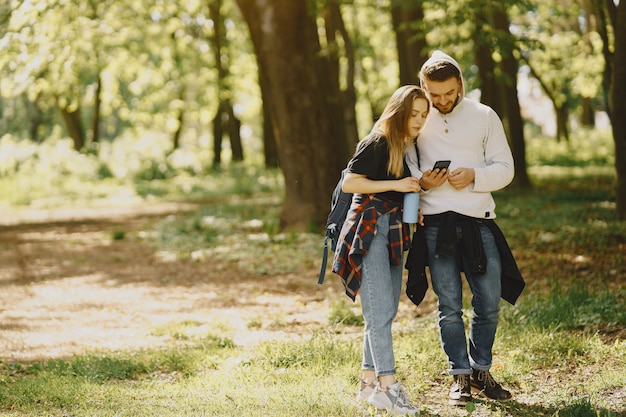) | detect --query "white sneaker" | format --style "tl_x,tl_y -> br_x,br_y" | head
367,381 -> 419,416
357,379 -> 377,401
